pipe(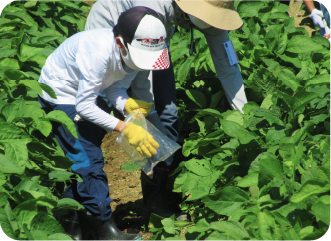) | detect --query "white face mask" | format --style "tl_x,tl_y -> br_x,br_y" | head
188,14 -> 212,29
118,37 -> 142,71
